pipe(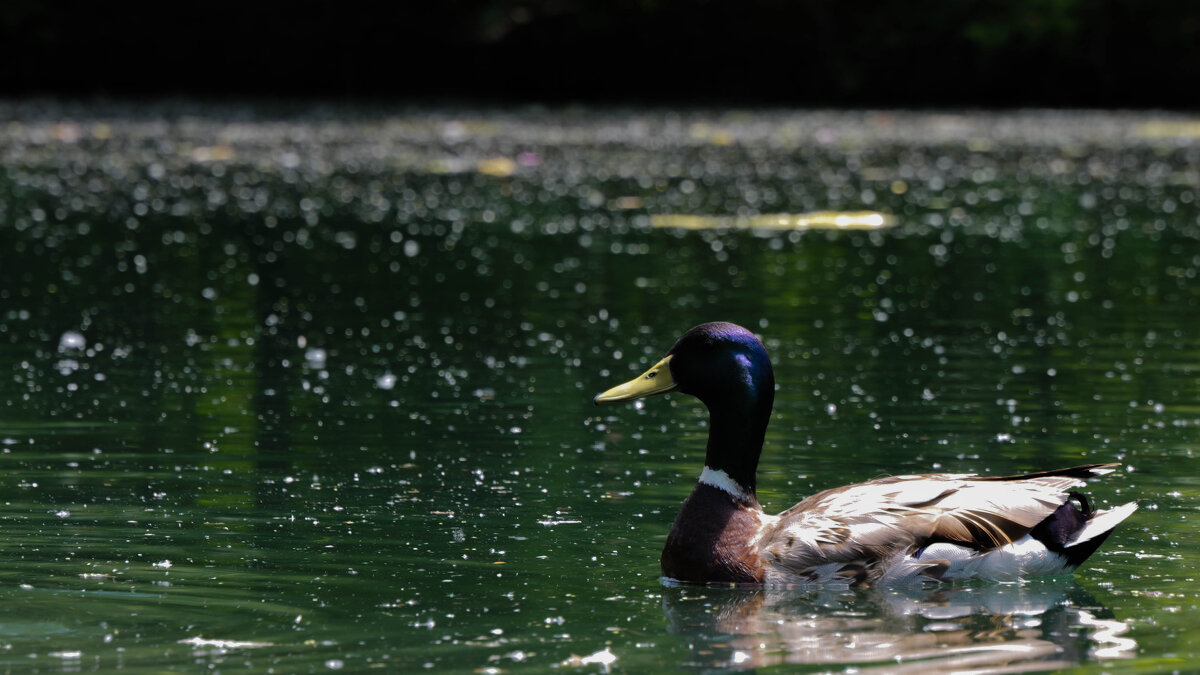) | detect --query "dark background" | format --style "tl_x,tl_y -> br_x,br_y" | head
3,0 -> 1199,107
